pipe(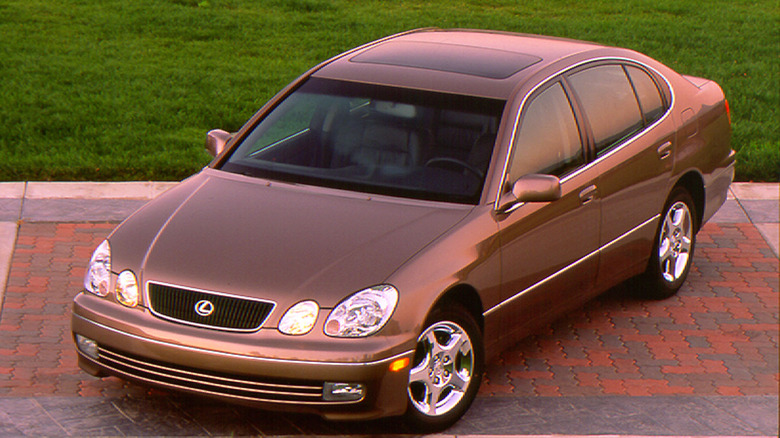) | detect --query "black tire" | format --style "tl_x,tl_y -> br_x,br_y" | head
404,305 -> 484,432
641,187 -> 698,299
